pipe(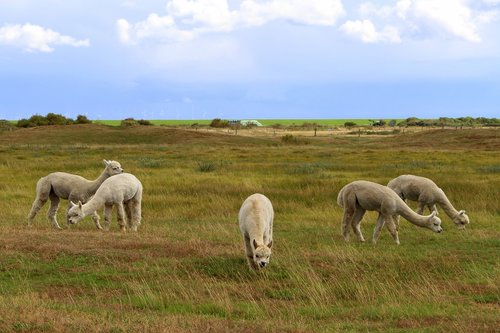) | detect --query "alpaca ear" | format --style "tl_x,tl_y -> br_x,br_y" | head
103,159 -> 110,166
267,240 -> 273,249
70,201 -> 77,208
252,239 -> 258,249
430,211 -> 437,218
78,201 -> 83,209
